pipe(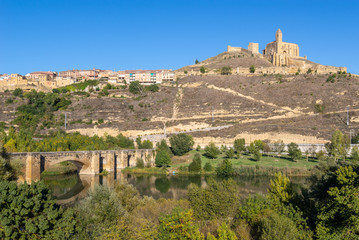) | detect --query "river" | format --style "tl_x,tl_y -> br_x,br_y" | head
42,171 -> 307,205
